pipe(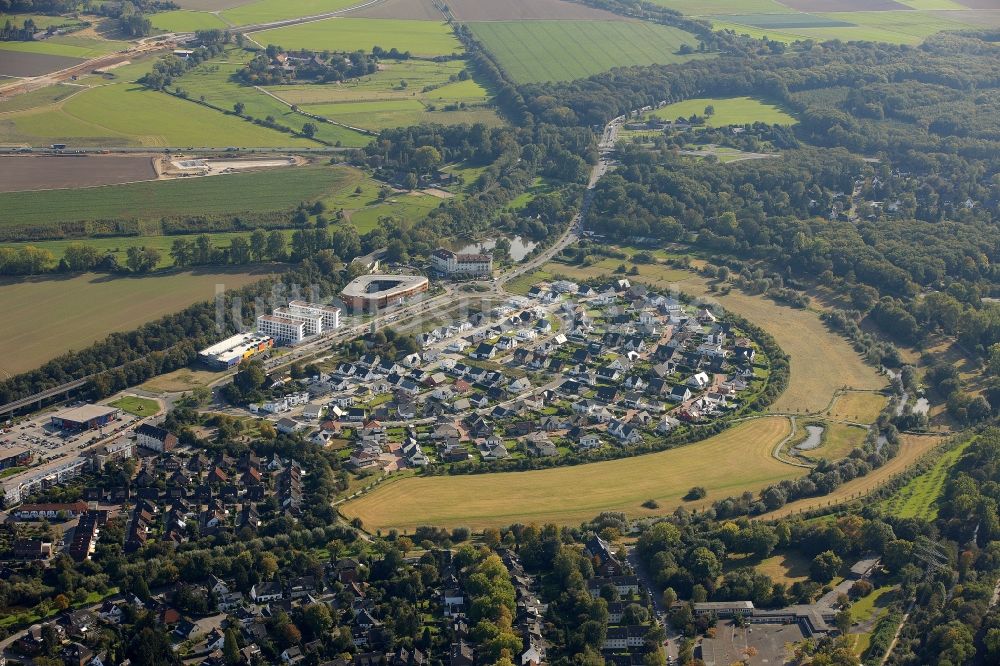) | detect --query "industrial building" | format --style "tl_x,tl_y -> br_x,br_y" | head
198,333 -> 274,370
0,447 -> 31,471
341,274 -> 430,311
50,404 -> 121,431
431,248 -> 493,278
